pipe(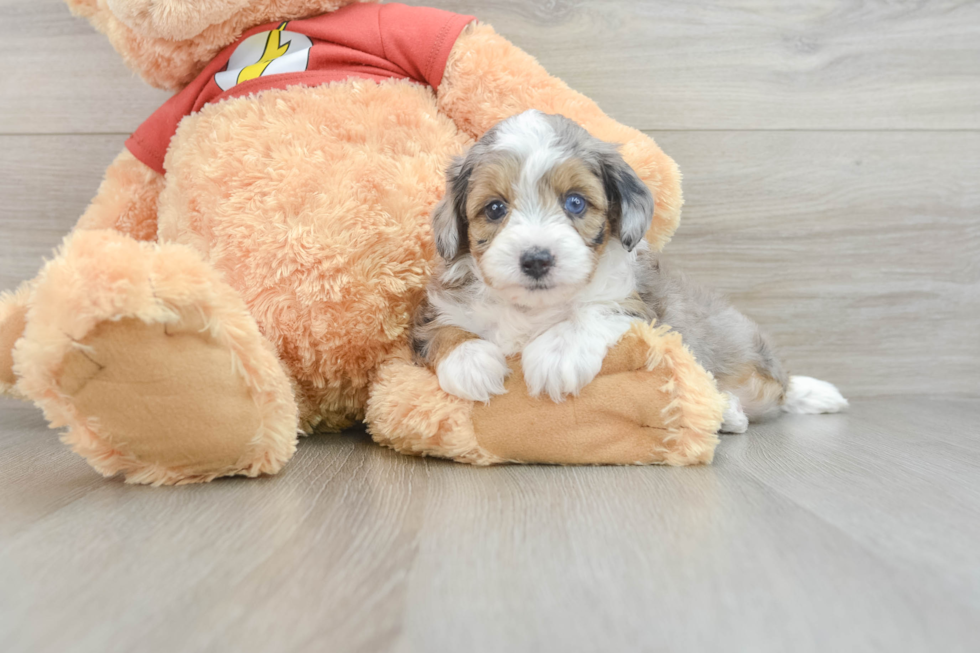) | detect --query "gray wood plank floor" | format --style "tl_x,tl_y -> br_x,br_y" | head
1,395 -> 978,652
1,1 -> 978,651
